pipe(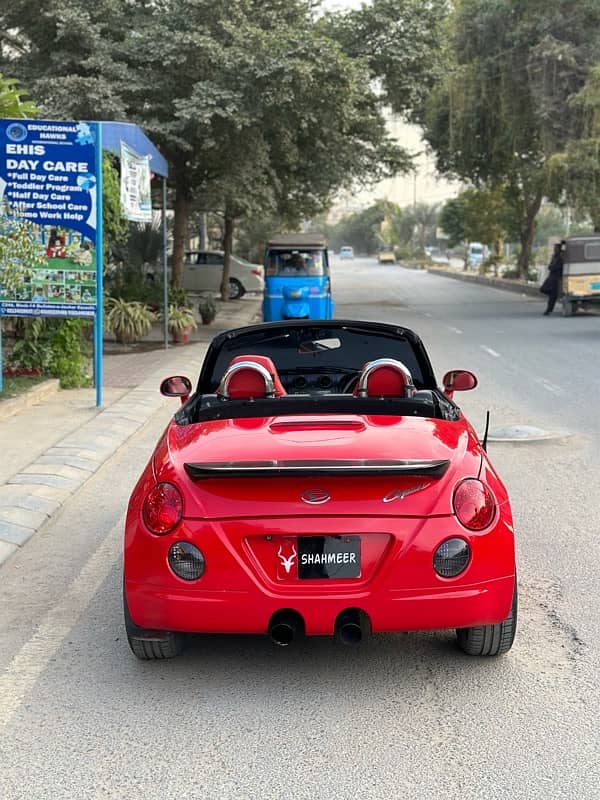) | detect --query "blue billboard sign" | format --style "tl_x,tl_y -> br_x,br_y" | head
0,119 -> 99,319
1,119 -> 98,241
